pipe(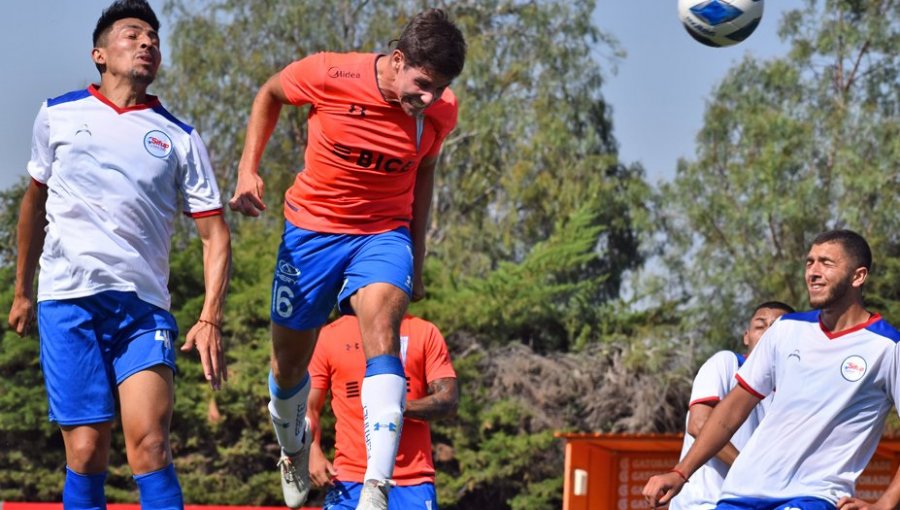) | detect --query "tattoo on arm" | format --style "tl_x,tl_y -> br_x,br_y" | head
404,377 -> 458,421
